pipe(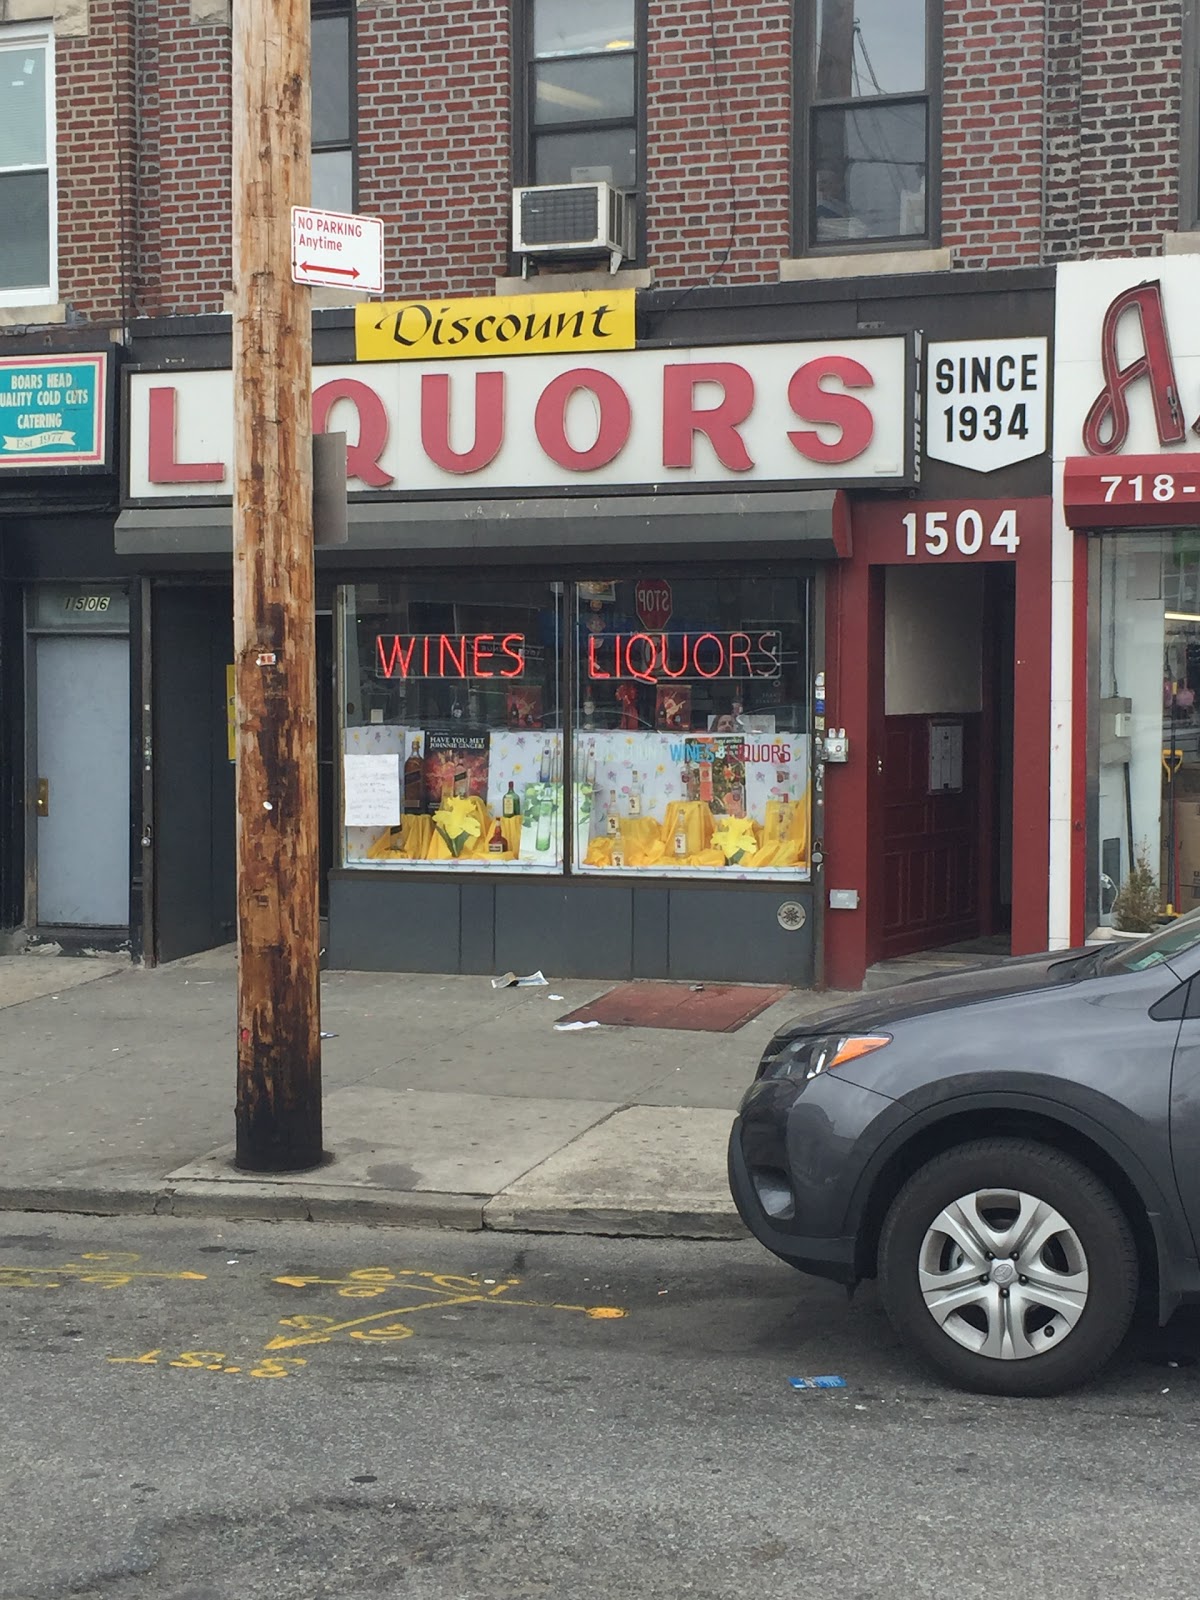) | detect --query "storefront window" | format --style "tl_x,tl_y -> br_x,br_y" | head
571,576 -> 812,880
339,580 -> 564,871
1097,533 -> 1200,920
